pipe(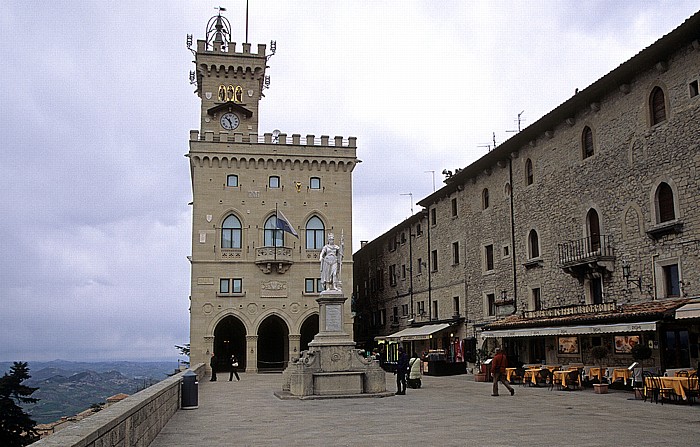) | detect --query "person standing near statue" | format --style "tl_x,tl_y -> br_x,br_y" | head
395,346 -> 408,395
320,232 -> 343,291
210,352 -> 218,382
